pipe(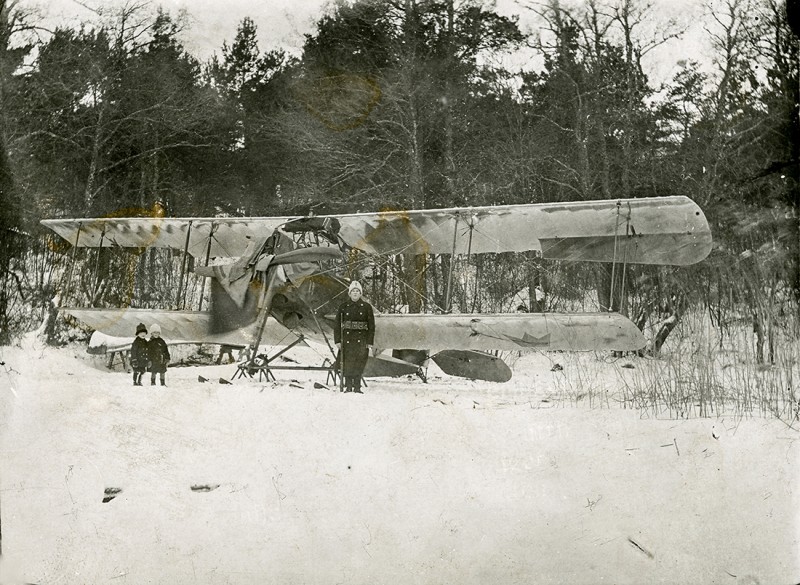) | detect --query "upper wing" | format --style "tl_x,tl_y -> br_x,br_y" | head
41,195 -> 711,265
337,195 -> 711,265
373,312 -> 646,352
41,217 -> 287,259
